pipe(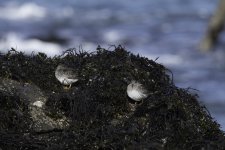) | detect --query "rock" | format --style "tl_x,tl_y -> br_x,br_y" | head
0,46 -> 224,149
0,77 -> 69,132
